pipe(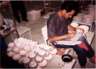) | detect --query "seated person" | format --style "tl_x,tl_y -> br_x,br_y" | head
47,1 -> 96,67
